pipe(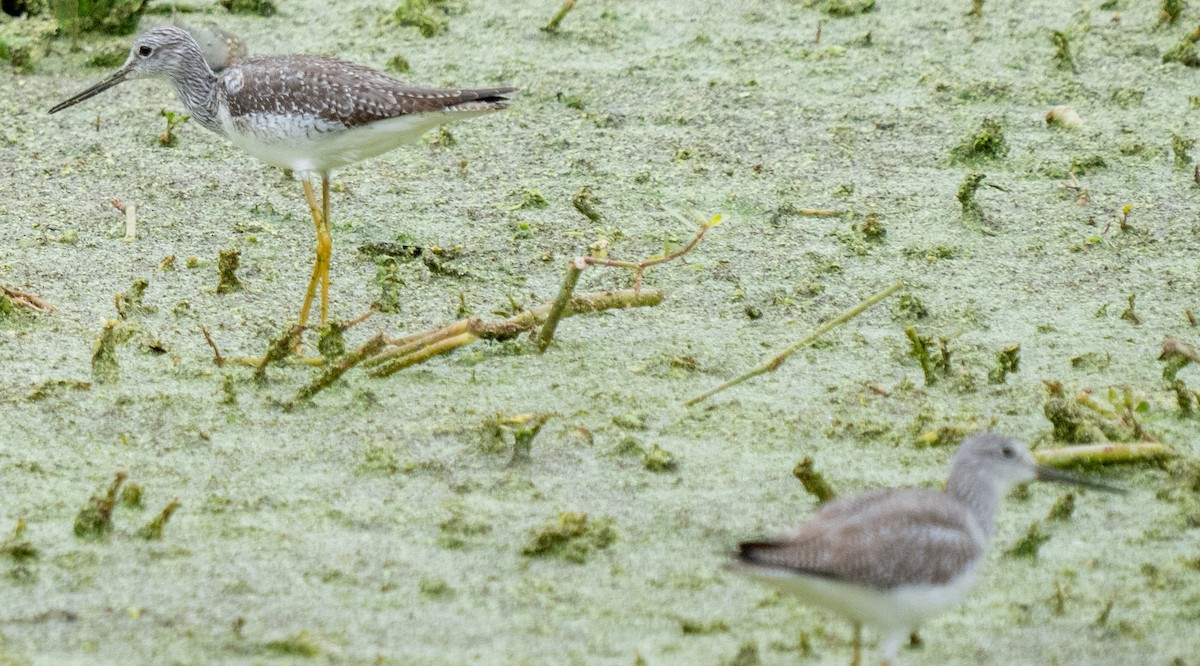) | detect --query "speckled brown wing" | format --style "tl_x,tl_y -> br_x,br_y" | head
223,54 -> 514,128
737,488 -> 987,590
